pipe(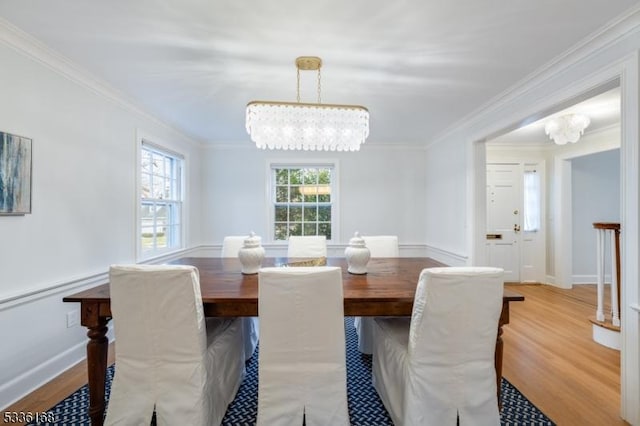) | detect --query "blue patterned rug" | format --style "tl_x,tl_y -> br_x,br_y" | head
33,318 -> 555,425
